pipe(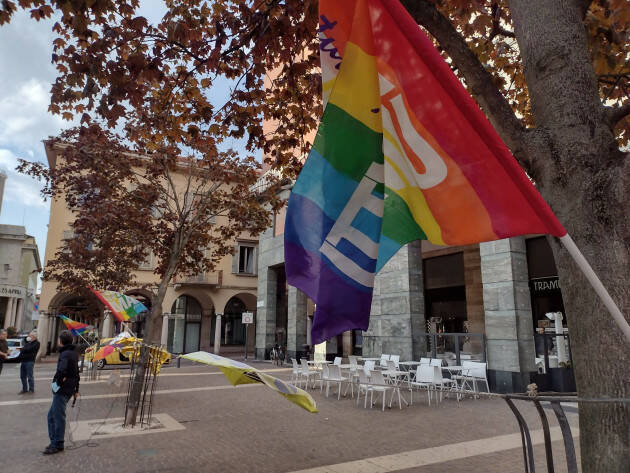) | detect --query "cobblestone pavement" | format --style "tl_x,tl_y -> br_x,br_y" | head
0,360 -> 581,473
